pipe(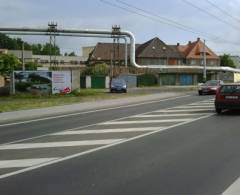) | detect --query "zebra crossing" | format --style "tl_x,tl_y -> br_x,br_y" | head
0,99 -> 215,179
